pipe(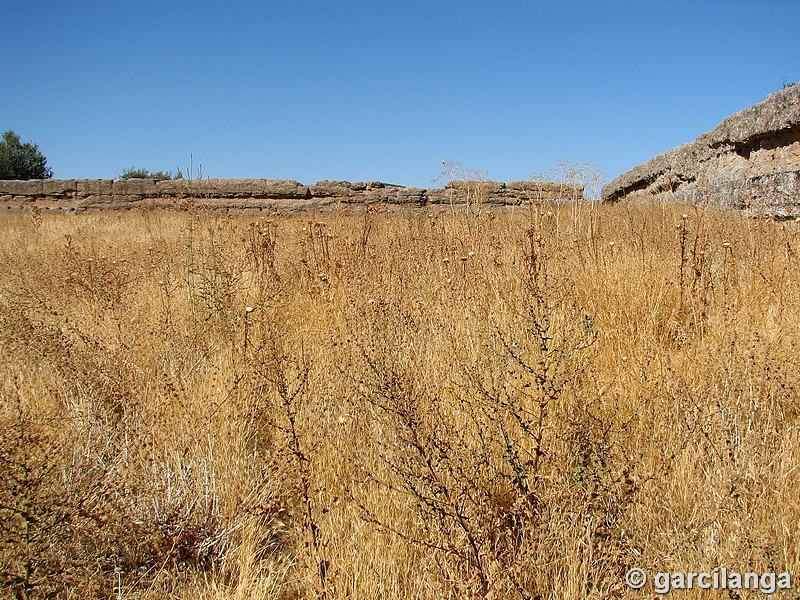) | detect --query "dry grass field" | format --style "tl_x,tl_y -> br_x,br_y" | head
2,200 -> 800,599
